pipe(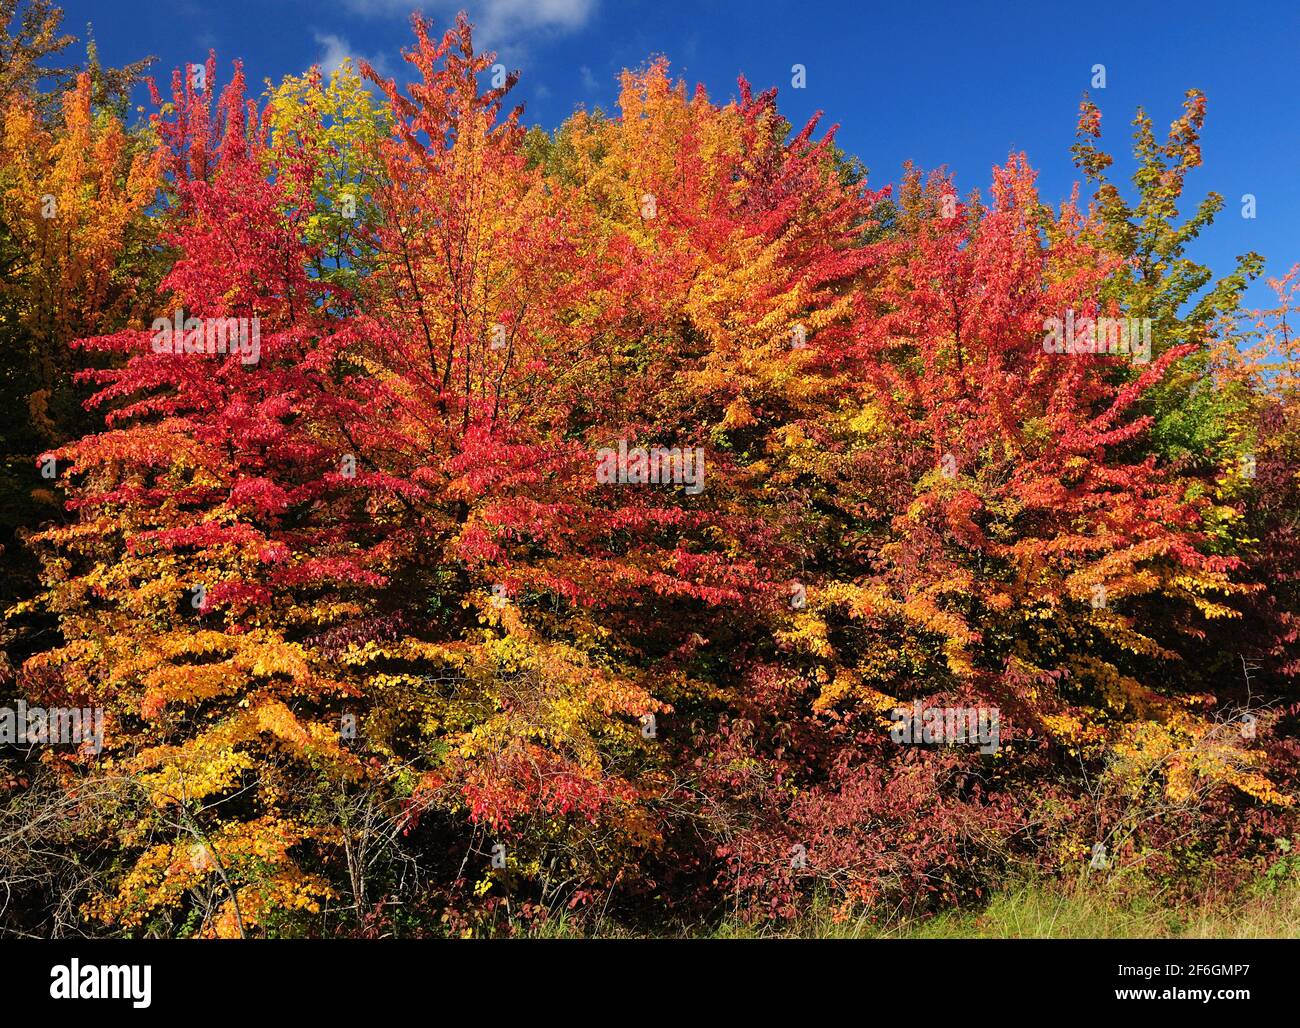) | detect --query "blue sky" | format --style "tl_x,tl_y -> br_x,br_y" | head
56,0 -> 1300,308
